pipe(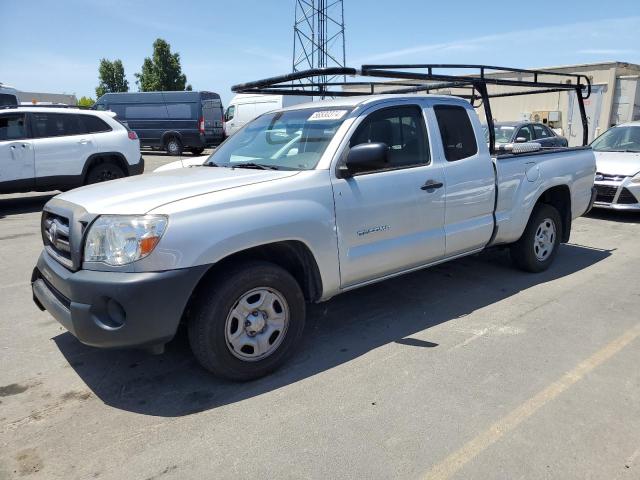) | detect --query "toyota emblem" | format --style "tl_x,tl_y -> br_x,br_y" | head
47,221 -> 58,245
